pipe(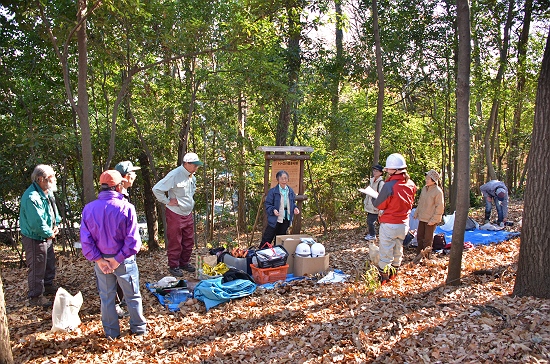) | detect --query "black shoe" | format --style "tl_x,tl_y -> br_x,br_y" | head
168,267 -> 184,277
29,295 -> 52,307
43,284 -> 58,296
180,263 -> 196,273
